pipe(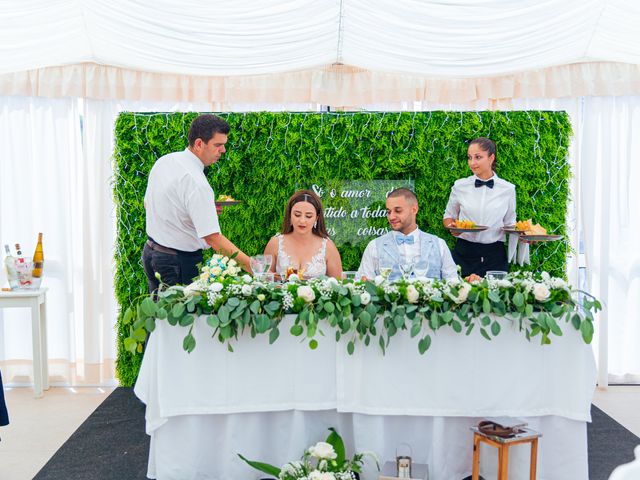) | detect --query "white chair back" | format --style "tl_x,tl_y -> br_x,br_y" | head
609,445 -> 640,480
